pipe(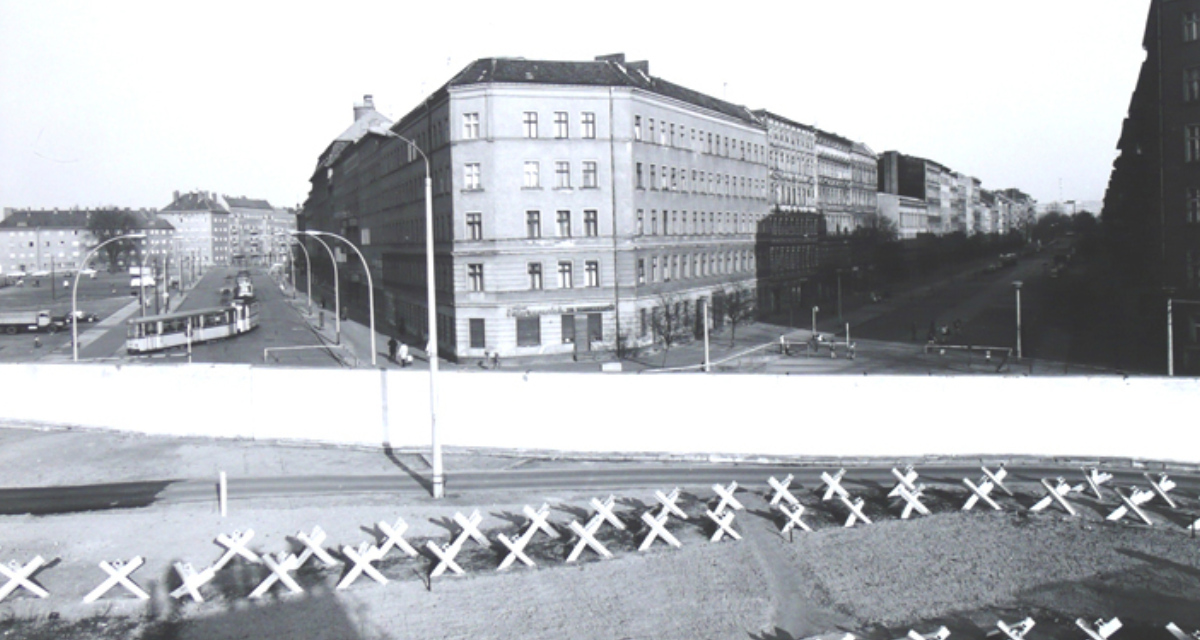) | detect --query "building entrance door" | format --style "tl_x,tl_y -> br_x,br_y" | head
574,314 -> 589,355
